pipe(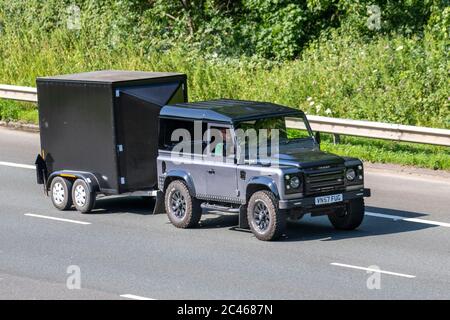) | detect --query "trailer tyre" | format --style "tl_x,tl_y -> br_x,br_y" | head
50,177 -> 73,211
328,198 -> 365,230
247,190 -> 286,241
165,180 -> 202,228
72,179 -> 96,213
